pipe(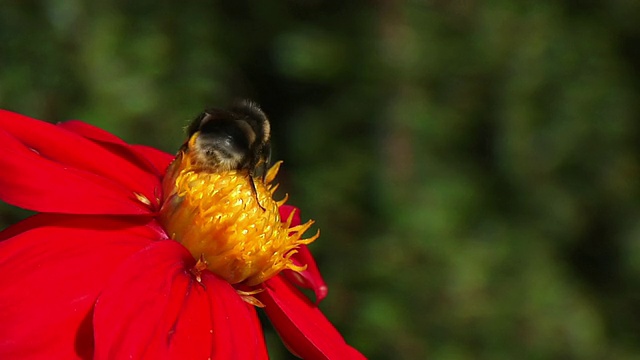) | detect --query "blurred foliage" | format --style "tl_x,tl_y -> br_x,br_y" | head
1,0 -> 640,359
